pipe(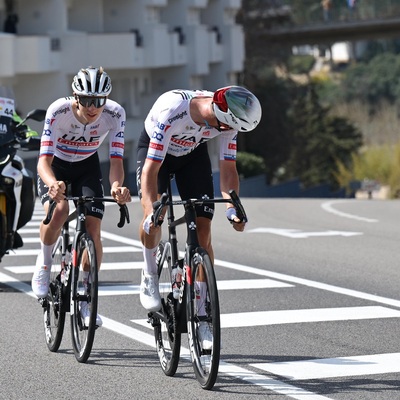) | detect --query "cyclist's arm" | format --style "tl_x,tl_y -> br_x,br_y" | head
219,159 -> 246,231
109,157 -> 131,204
140,158 -> 162,217
37,155 -> 66,202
